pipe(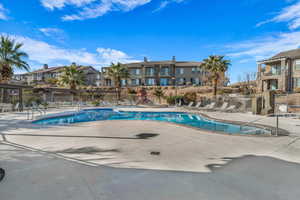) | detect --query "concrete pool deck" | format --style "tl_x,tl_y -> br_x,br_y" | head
1,107 -> 300,173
